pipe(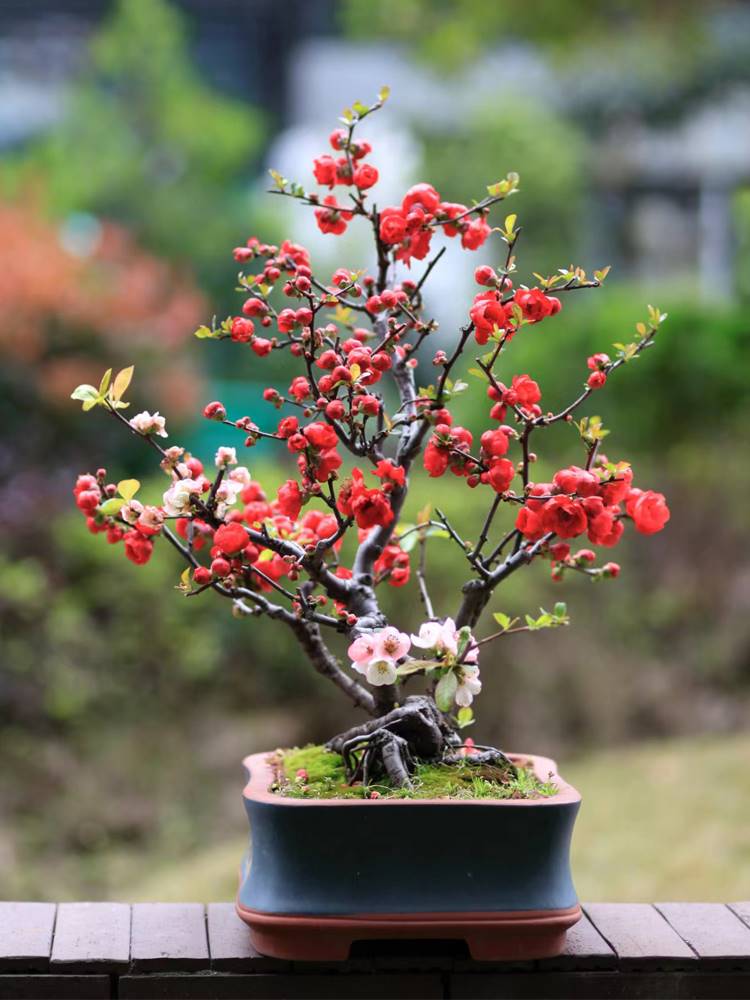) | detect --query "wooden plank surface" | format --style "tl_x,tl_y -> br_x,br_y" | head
120,972 -> 444,998
130,903 -> 209,972
657,902 -> 750,965
50,901 -> 130,972
537,910 -> 617,970
585,902 -> 696,969
207,903 -> 289,972
450,971 -> 750,999
0,902 -> 56,971
0,974 -> 110,999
